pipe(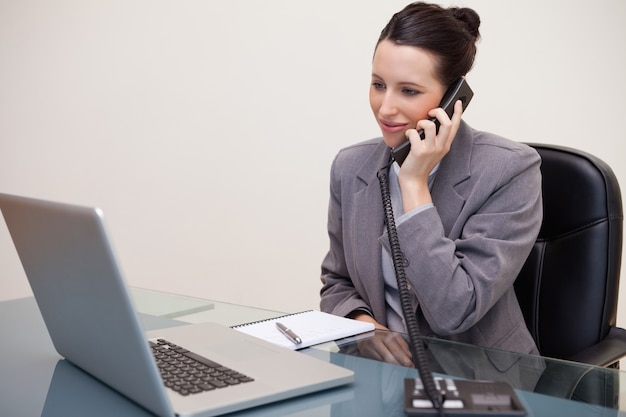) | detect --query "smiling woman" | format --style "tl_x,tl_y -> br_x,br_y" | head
320,2 -> 543,366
